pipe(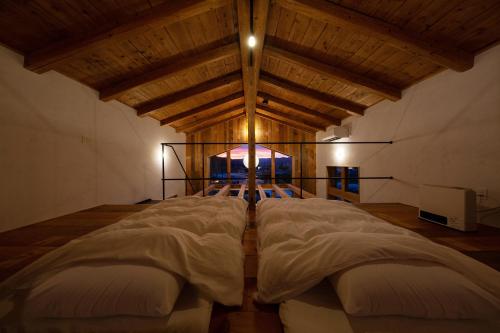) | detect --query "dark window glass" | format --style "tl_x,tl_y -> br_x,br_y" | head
209,154 -> 227,184
346,167 -> 359,193
335,167 -> 342,189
